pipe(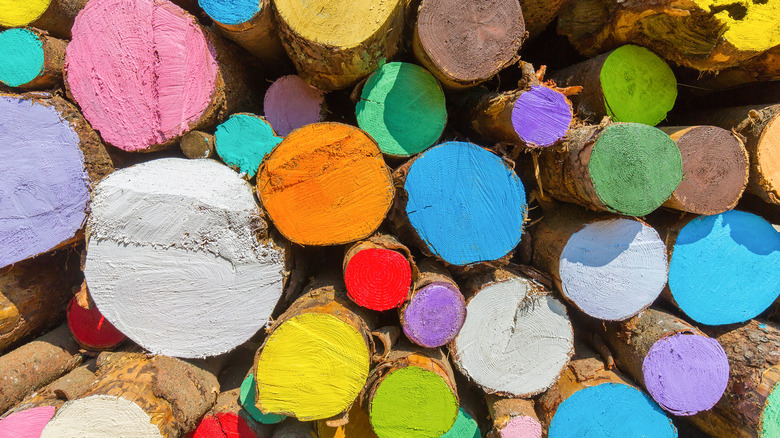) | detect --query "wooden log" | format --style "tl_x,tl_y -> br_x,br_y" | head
597,308 -> 730,416
0,0 -> 86,39
214,113 -> 282,178
550,45 -> 677,126
256,123 -> 395,246
657,210 -> 780,326
659,126 -> 749,215
517,0 -> 573,39
3,359 -> 97,415
355,62 -> 446,157
0,28 -> 66,90
272,418 -> 316,438
40,351 -> 221,437
0,92 -> 113,268
536,343 -> 677,437
536,122 -> 682,216
396,141 -> 527,267
179,131 -> 215,159
84,158 -> 290,358
485,395 -> 542,438
273,0 -> 406,90
1,250 -> 82,353
316,401 -> 377,438
239,373 -> 286,425
343,234 -> 415,311
64,0 -> 254,152
690,45 -> 780,89
197,0 -> 287,67
253,279 -> 376,421
531,202 -> 668,321
451,266 -> 574,397
364,343 -> 459,438
66,284 -> 126,351
687,320 -> 780,438
412,0 -> 526,89
557,0 -> 780,73
400,258 -> 465,348
0,324 -> 83,414
685,104 -> 780,204
441,407 -> 482,438
263,75 -> 326,137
